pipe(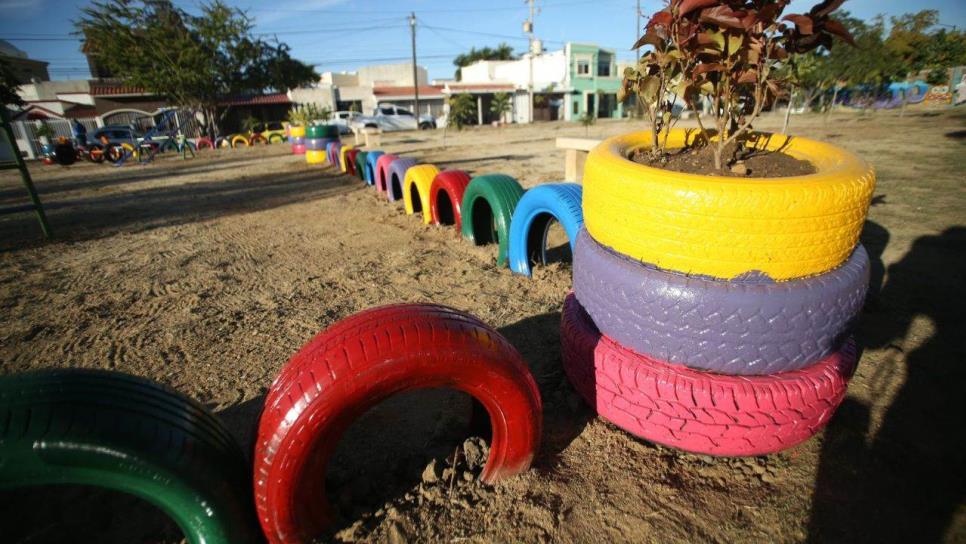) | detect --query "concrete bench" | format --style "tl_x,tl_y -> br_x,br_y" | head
555,137 -> 601,182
